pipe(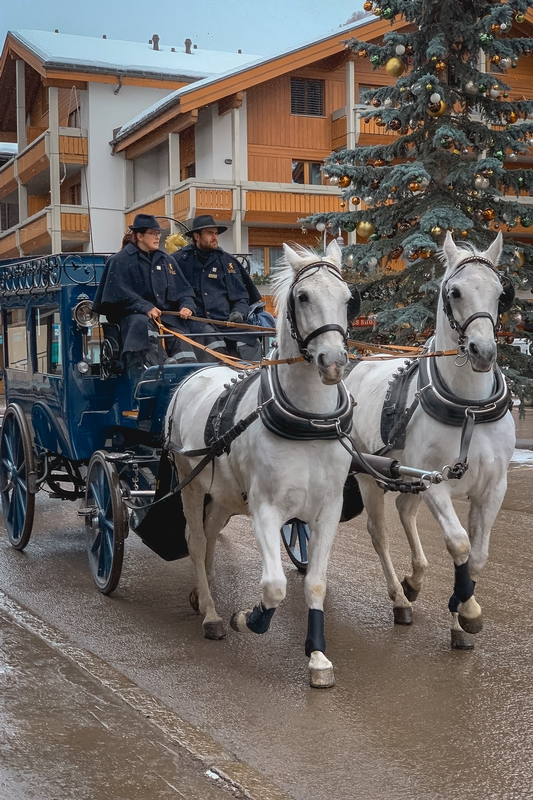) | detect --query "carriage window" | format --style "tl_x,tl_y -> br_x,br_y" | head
33,307 -> 62,375
5,309 -> 28,371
